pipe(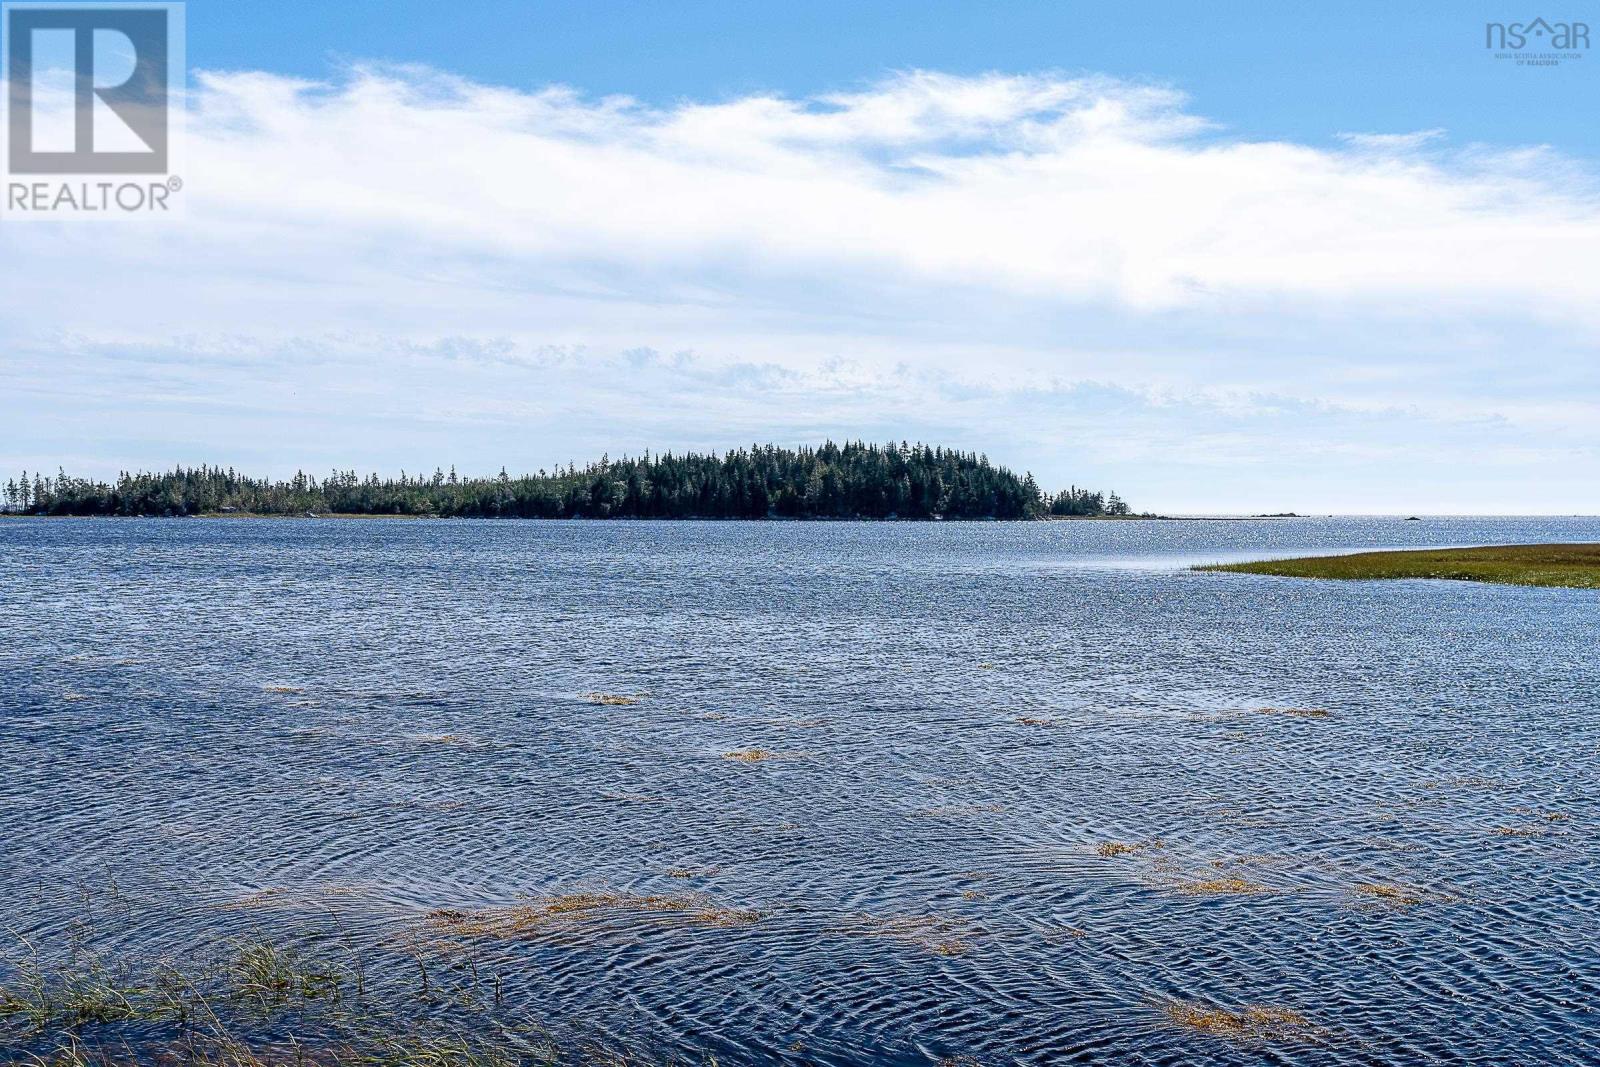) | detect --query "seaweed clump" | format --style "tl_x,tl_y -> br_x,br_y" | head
722,749 -> 777,763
